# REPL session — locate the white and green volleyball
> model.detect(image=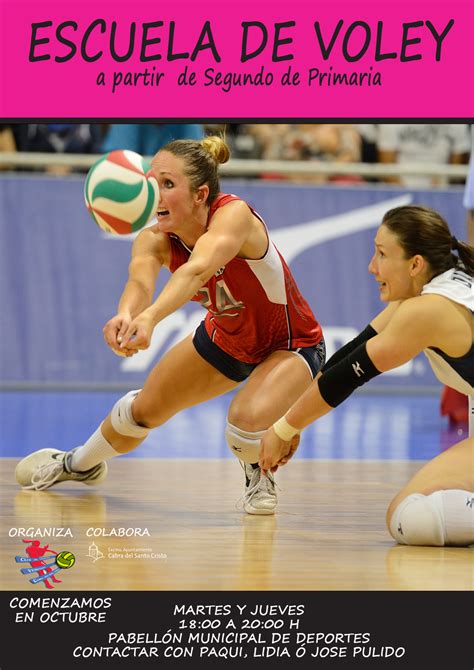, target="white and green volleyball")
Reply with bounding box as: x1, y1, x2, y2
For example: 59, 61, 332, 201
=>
84, 150, 159, 234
